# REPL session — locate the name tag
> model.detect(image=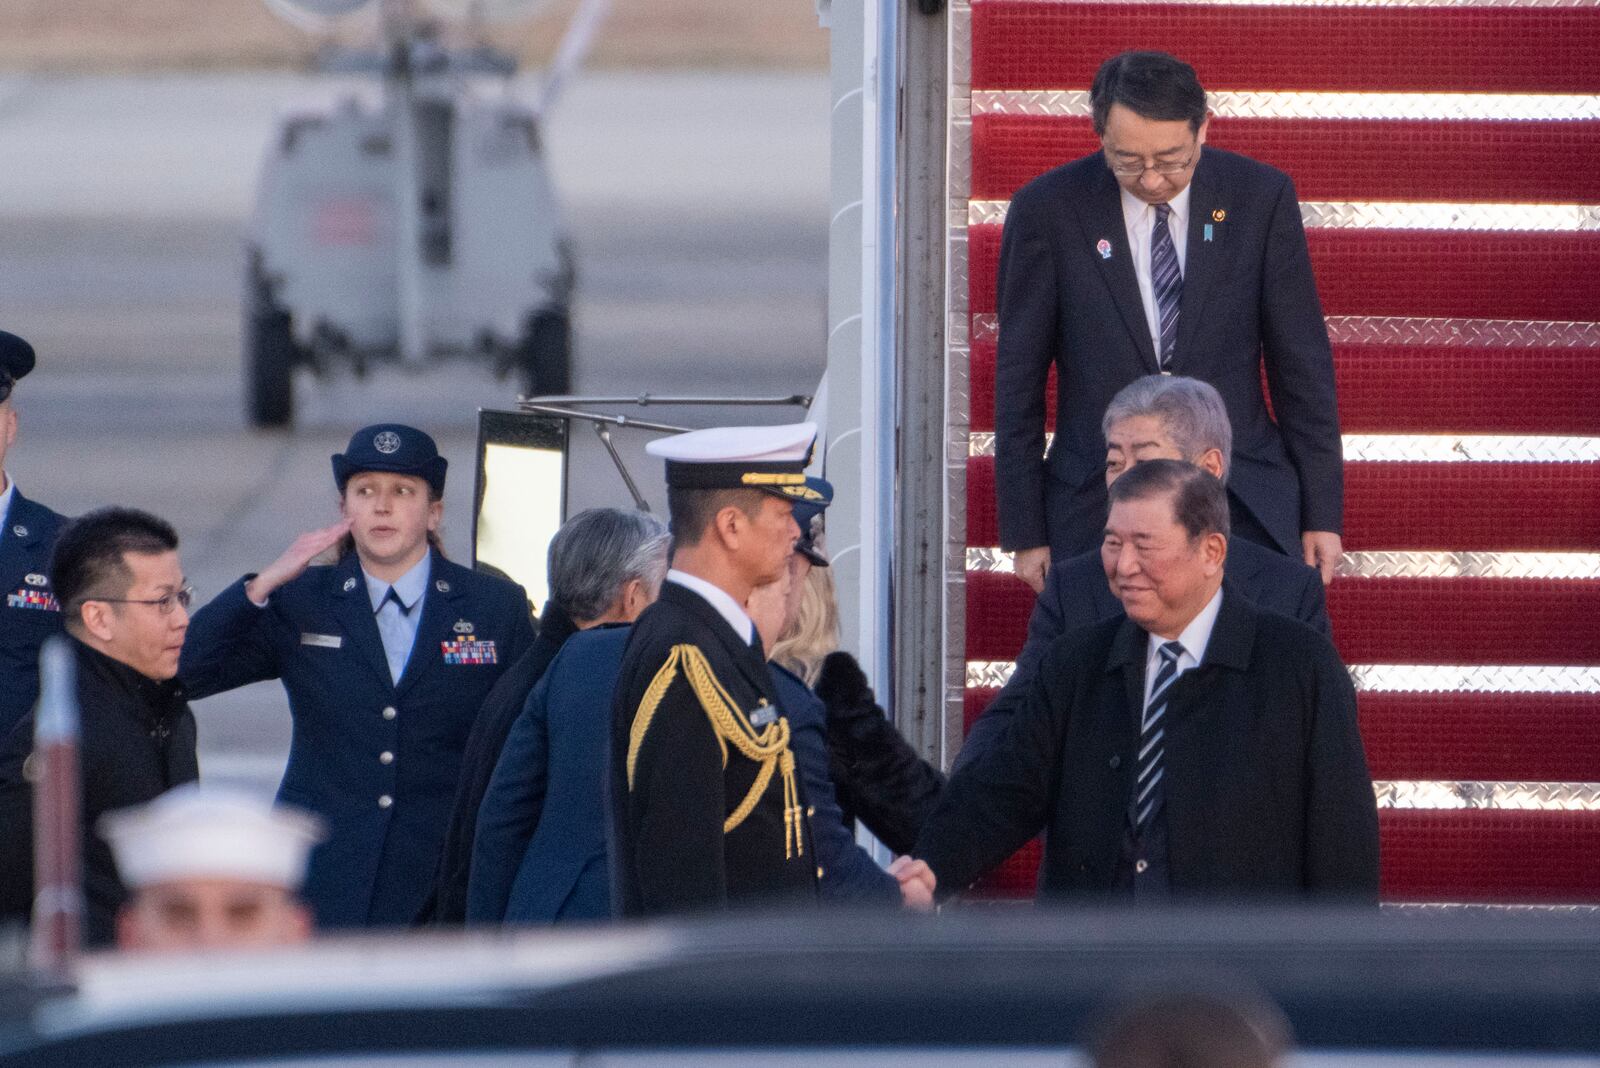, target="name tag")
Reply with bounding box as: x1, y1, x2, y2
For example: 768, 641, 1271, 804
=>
750, 705, 778, 728
441, 639, 497, 665
300, 632, 343, 649
7, 590, 59, 612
